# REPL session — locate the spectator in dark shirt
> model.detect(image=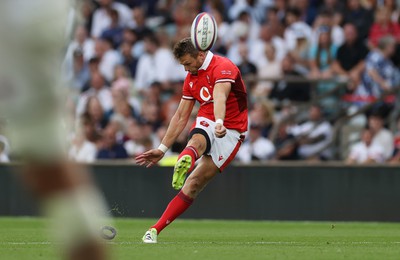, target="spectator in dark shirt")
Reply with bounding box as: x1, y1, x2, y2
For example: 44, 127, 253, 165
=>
132, 7, 153, 40
237, 42, 257, 89
318, 0, 345, 14
274, 122, 298, 160
101, 9, 124, 48
293, 0, 318, 25
270, 55, 311, 102
343, 0, 373, 40
332, 23, 369, 91
97, 123, 128, 159
120, 40, 138, 78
